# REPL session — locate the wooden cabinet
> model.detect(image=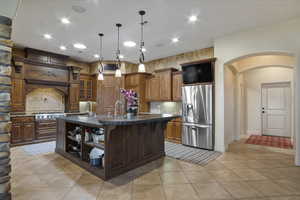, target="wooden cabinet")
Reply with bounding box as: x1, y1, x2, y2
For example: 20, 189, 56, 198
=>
67, 83, 80, 112
36, 120, 57, 140
146, 68, 178, 102
11, 78, 25, 112
125, 73, 151, 112
11, 117, 35, 145
146, 76, 160, 101
96, 75, 124, 115
165, 118, 182, 143
80, 74, 97, 101
172, 72, 182, 101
